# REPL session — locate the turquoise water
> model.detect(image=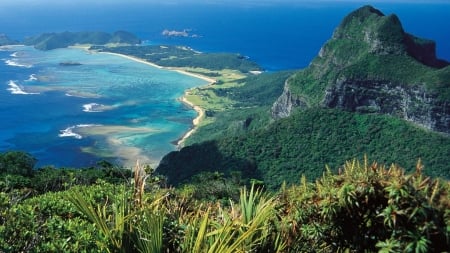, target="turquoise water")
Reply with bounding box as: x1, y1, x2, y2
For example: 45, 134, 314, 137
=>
0, 46, 208, 167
